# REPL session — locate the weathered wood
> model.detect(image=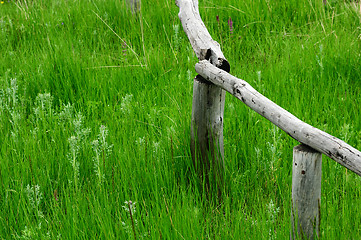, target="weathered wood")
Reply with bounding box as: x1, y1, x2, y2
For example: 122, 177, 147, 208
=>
176, 0, 229, 193
190, 75, 225, 191
291, 144, 322, 240
127, 0, 141, 13
176, 0, 230, 72
195, 60, 361, 176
